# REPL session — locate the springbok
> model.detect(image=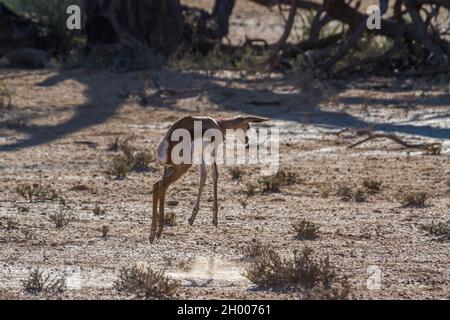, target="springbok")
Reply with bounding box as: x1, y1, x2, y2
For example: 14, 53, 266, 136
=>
149, 115, 268, 244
